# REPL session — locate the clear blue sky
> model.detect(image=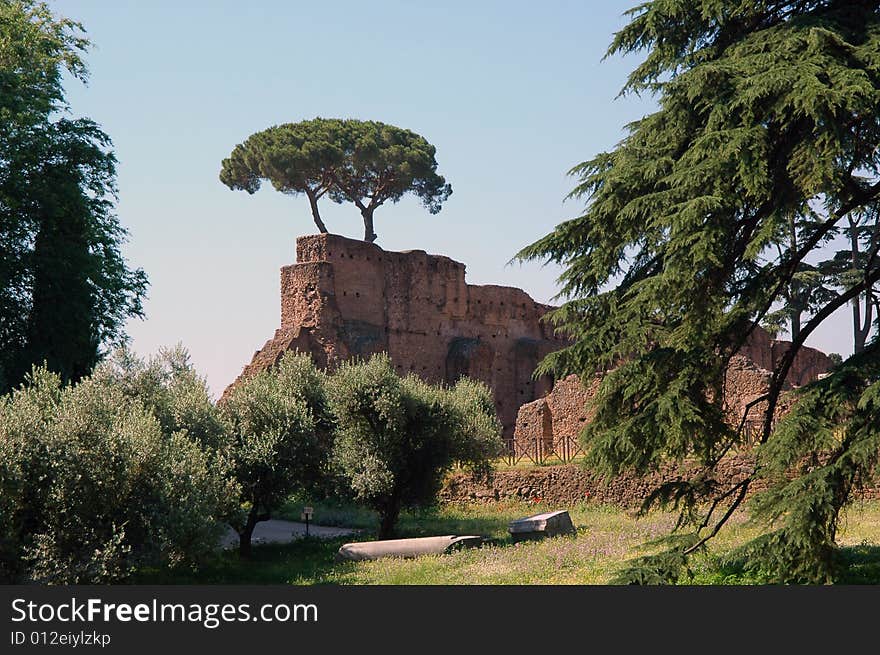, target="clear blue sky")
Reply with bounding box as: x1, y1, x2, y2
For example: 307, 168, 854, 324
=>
51, 0, 853, 397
